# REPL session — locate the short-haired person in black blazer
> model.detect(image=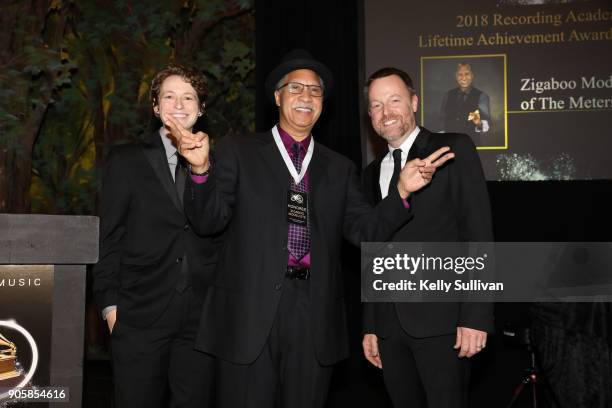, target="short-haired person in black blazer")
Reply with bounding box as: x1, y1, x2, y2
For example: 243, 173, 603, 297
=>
166, 50, 454, 408
92, 64, 219, 408
361, 67, 494, 408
